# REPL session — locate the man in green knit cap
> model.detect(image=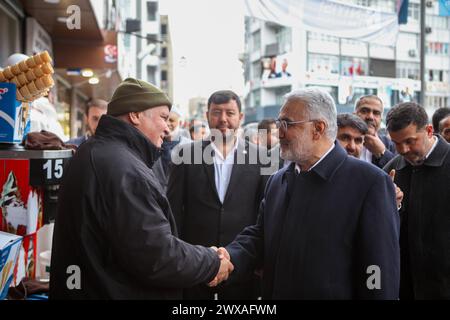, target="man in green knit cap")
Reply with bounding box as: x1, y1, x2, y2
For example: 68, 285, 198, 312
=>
50, 78, 233, 299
